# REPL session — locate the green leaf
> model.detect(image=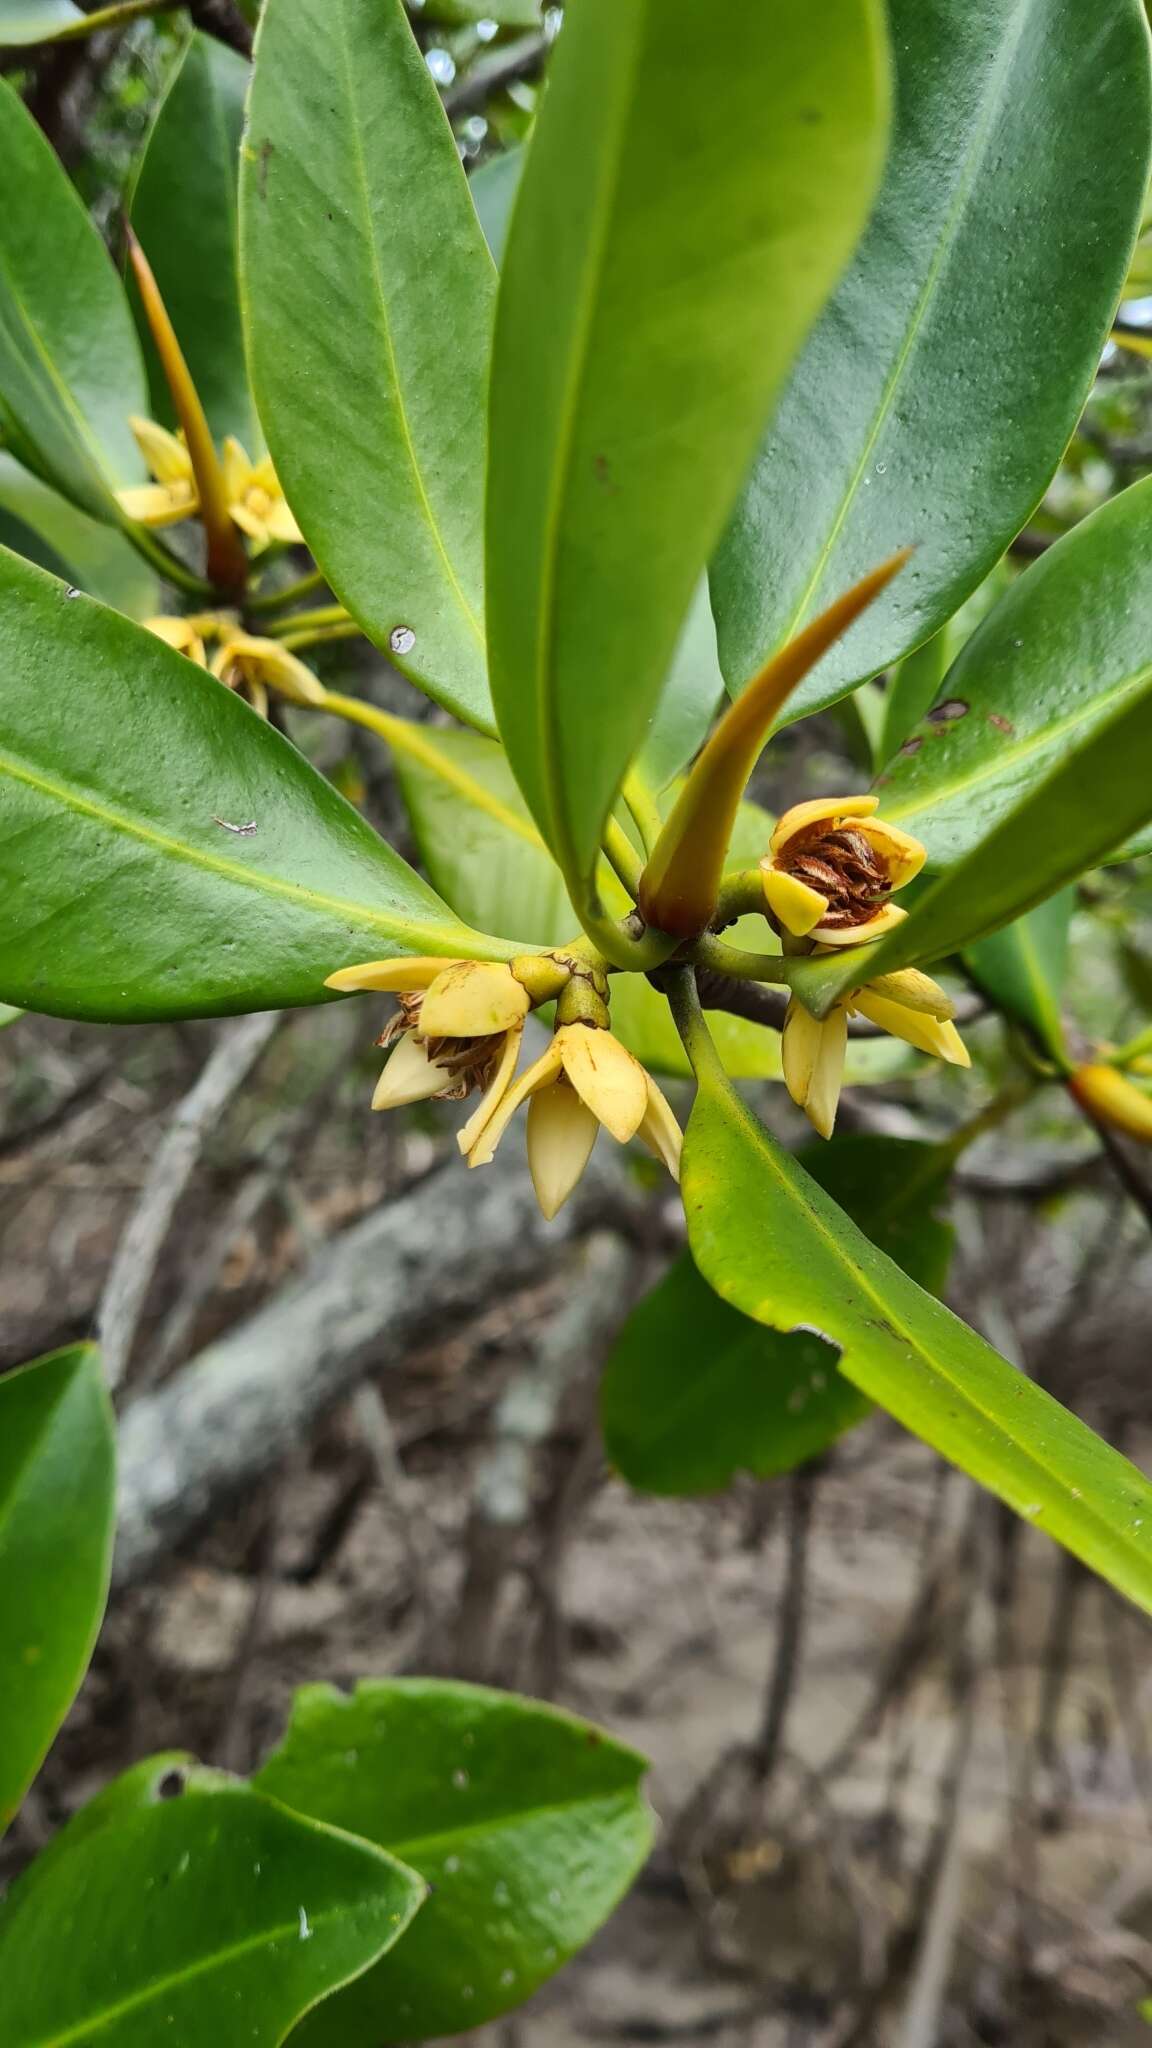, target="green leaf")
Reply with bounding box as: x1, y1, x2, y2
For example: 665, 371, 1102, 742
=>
0, 453, 158, 615
469, 146, 523, 265
486, 0, 889, 898
0, 551, 506, 1023
0, 1003, 22, 1027
711, 0, 1152, 724
873, 475, 1152, 866
0, 1767, 425, 2046
242, 0, 495, 729
0, 1345, 114, 1833
635, 579, 725, 795
964, 890, 1074, 1055
0, 79, 147, 518
0, 1, 85, 46
603, 1136, 954, 1495
255, 1679, 654, 2044
878, 558, 1012, 768
424, 0, 541, 22
129, 33, 259, 450
680, 1038, 1152, 1612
